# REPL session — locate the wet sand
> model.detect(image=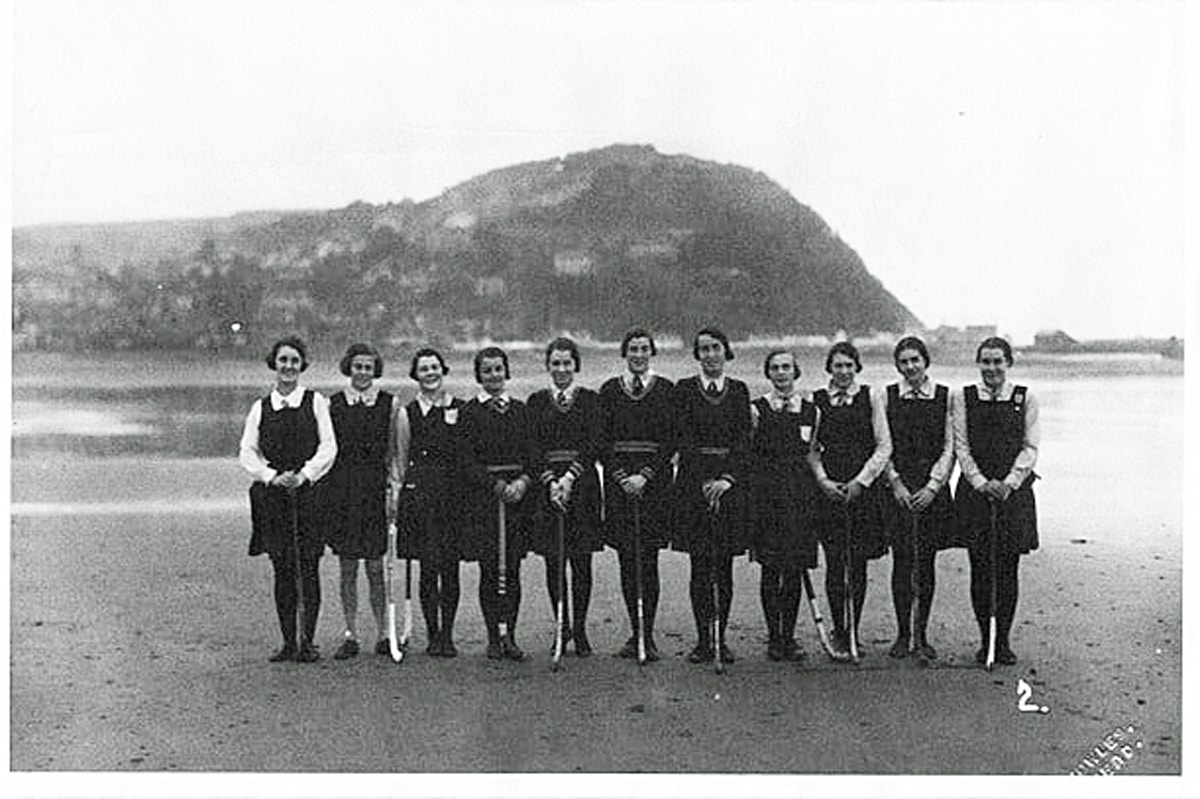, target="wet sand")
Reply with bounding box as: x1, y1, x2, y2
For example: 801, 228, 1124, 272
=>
8, 456, 1182, 787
